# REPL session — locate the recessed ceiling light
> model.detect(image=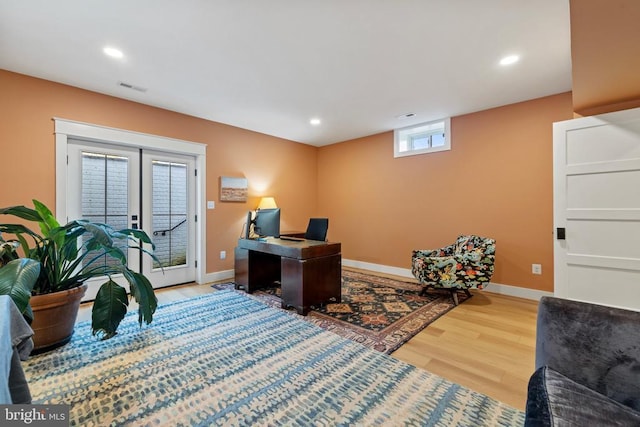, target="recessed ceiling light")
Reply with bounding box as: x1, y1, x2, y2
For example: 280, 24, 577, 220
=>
499, 55, 520, 66
310, 118, 321, 126
103, 46, 124, 59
